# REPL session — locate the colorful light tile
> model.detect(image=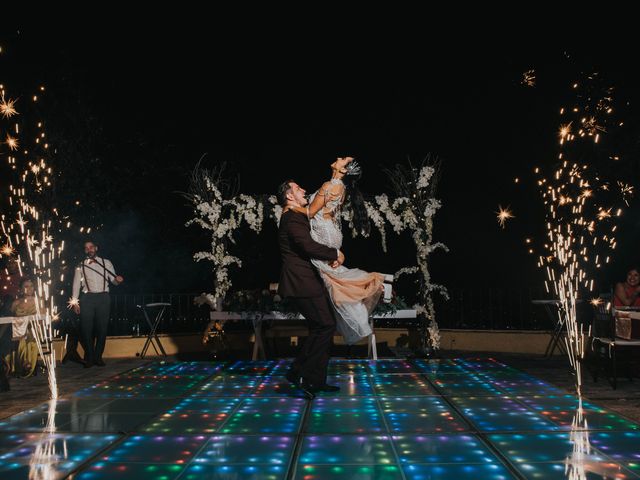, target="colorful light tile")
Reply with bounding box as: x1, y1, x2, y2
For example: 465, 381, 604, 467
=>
308, 397, 383, 433
253, 376, 306, 397
517, 461, 638, 480
373, 374, 439, 396
142, 412, 229, 434
237, 397, 306, 415
169, 396, 241, 414
367, 360, 417, 374
411, 359, 469, 375
308, 399, 383, 434
99, 434, 208, 463
519, 396, 640, 431
226, 360, 277, 375
590, 431, 640, 461
402, 463, 516, 480
220, 412, 301, 434
193, 375, 260, 397
489, 432, 590, 463
387, 412, 471, 434
430, 374, 503, 396
74, 462, 186, 480
182, 464, 286, 480
321, 374, 375, 397
489, 432, 640, 479
299, 435, 396, 464
307, 412, 385, 434
295, 464, 403, 479
0, 433, 37, 454
450, 396, 559, 432
393, 434, 500, 464
191, 435, 294, 465
0, 434, 119, 480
